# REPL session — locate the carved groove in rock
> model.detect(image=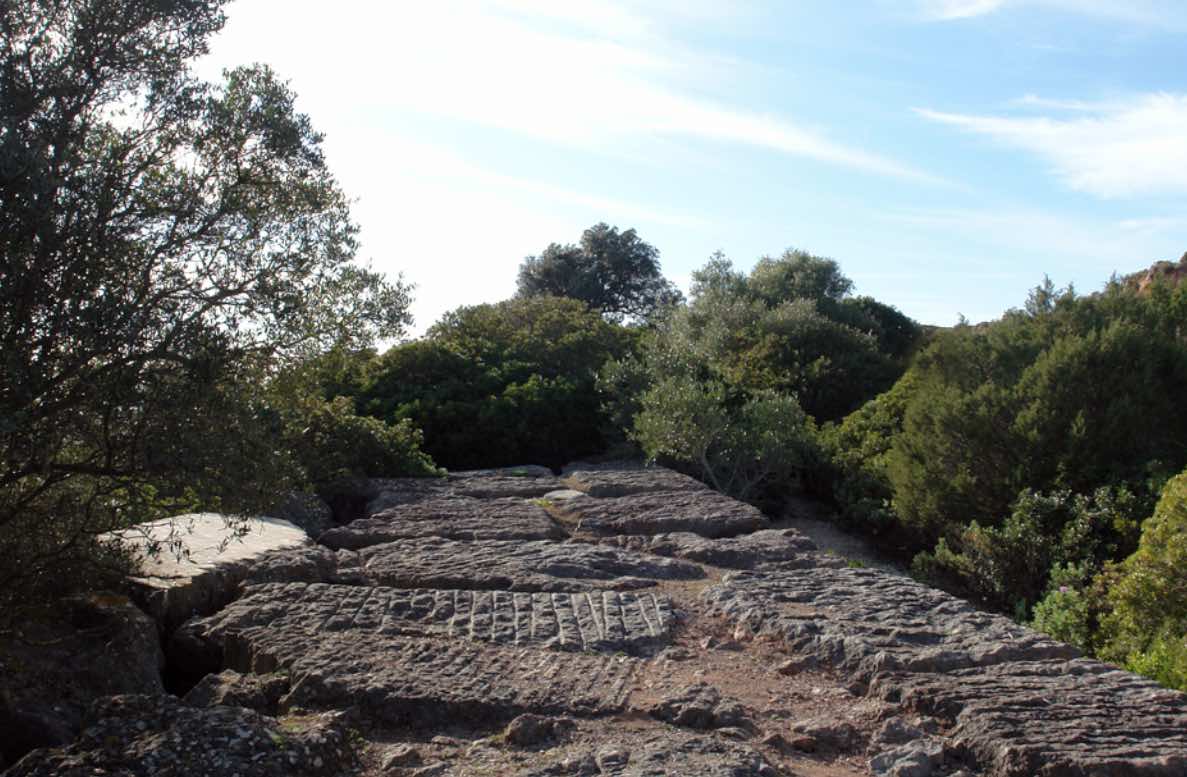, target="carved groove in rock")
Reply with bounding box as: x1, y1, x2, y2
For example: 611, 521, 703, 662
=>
183, 582, 674, 654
